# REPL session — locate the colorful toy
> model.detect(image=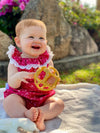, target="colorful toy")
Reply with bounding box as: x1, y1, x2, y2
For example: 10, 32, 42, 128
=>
34, 66, 60, 91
